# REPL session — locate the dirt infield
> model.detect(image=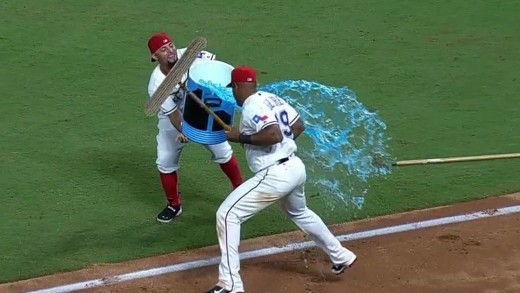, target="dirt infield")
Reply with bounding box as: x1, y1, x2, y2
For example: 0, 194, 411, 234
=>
4, 193, 520, 293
